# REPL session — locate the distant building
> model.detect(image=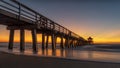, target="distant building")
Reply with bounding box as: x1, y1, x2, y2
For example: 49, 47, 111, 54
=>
87, 37, 93, 45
